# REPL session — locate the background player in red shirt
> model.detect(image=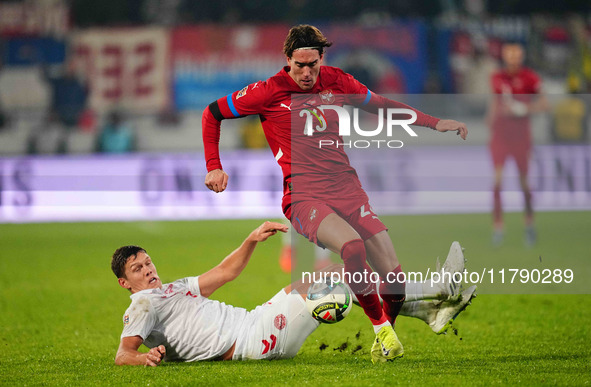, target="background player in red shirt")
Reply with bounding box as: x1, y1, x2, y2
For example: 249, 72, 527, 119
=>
487, 42, 548, 247
202, 25, 468, 363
